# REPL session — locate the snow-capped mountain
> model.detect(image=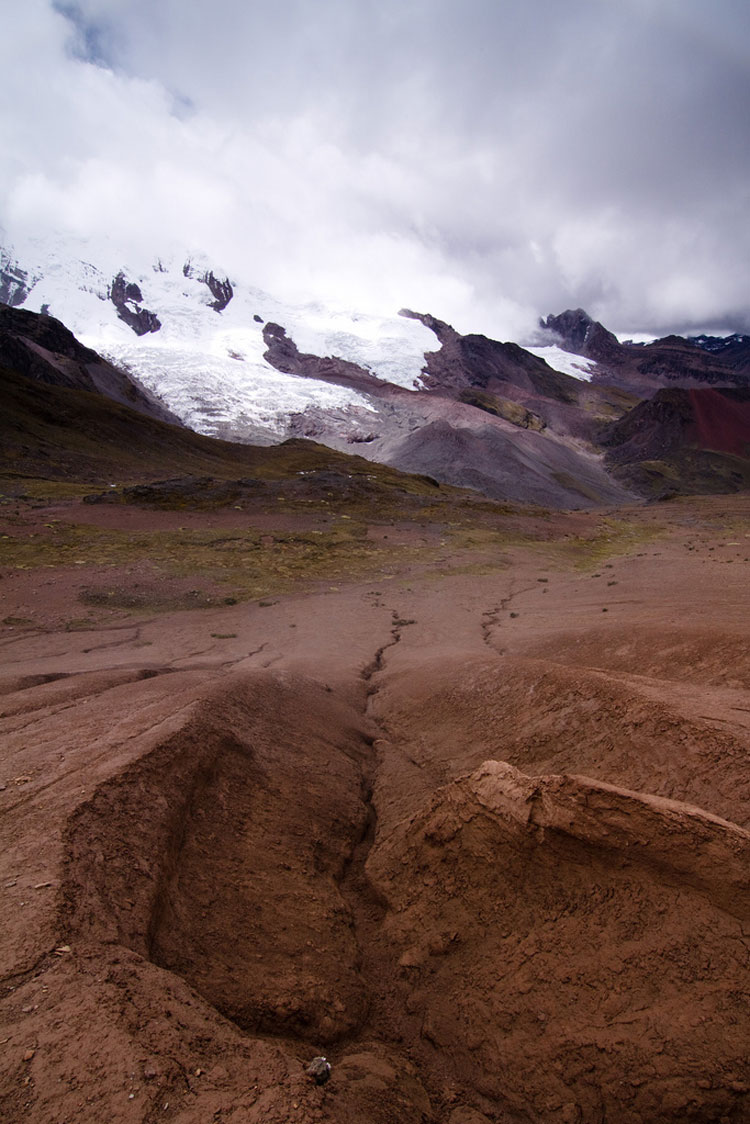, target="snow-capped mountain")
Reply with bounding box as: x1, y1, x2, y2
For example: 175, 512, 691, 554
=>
1, 233, 443, 443
3, 231, 749, 507
0, 231, 610, 443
